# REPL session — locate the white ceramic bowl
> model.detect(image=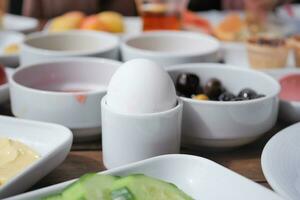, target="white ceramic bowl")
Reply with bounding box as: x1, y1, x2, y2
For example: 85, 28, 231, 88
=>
121, 31, 220, 67
168, 63, 280, 148
10, 58, 121, 140
265, 69, 300, 124
0, 31, 25, 67
262, 122, 300, 200
20, 31, 120, 66
0, 115, 72, 199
